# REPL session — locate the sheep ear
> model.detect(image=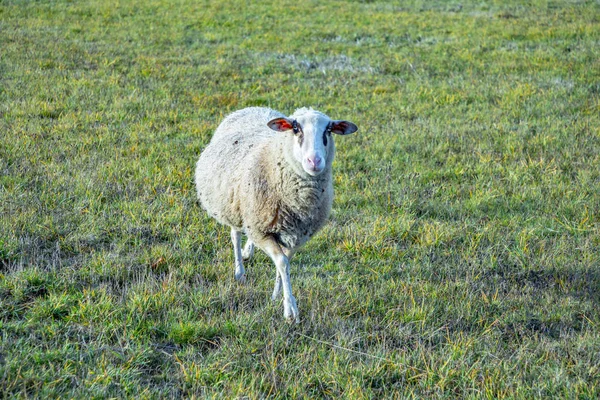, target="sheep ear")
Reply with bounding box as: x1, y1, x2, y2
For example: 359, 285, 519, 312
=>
331, 120, 358, 135
267, 117, 294, 132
